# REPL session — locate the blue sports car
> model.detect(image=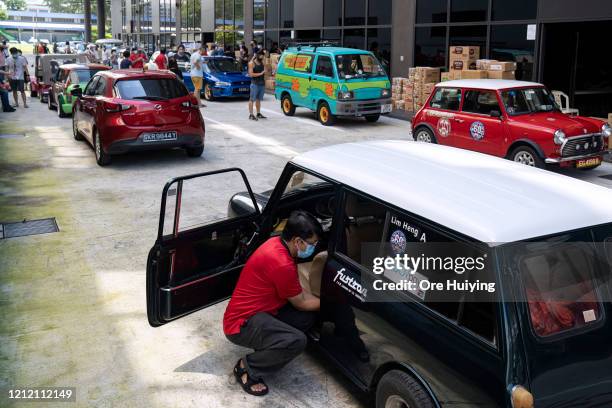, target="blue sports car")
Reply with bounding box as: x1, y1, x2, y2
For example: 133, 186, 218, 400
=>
182, 56, 251, 101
